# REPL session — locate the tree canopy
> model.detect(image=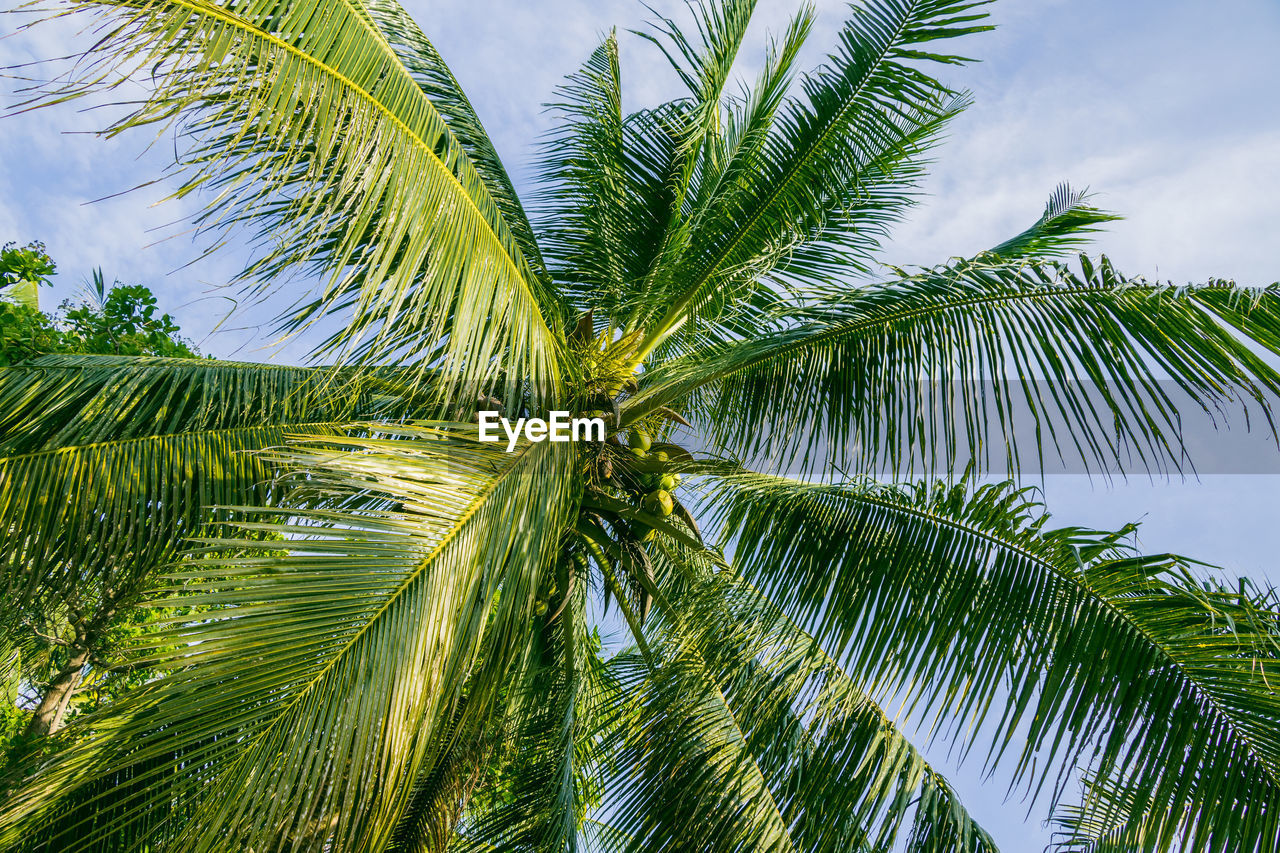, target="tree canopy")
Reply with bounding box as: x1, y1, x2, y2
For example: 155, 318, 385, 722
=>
1, 1, 1279, 851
